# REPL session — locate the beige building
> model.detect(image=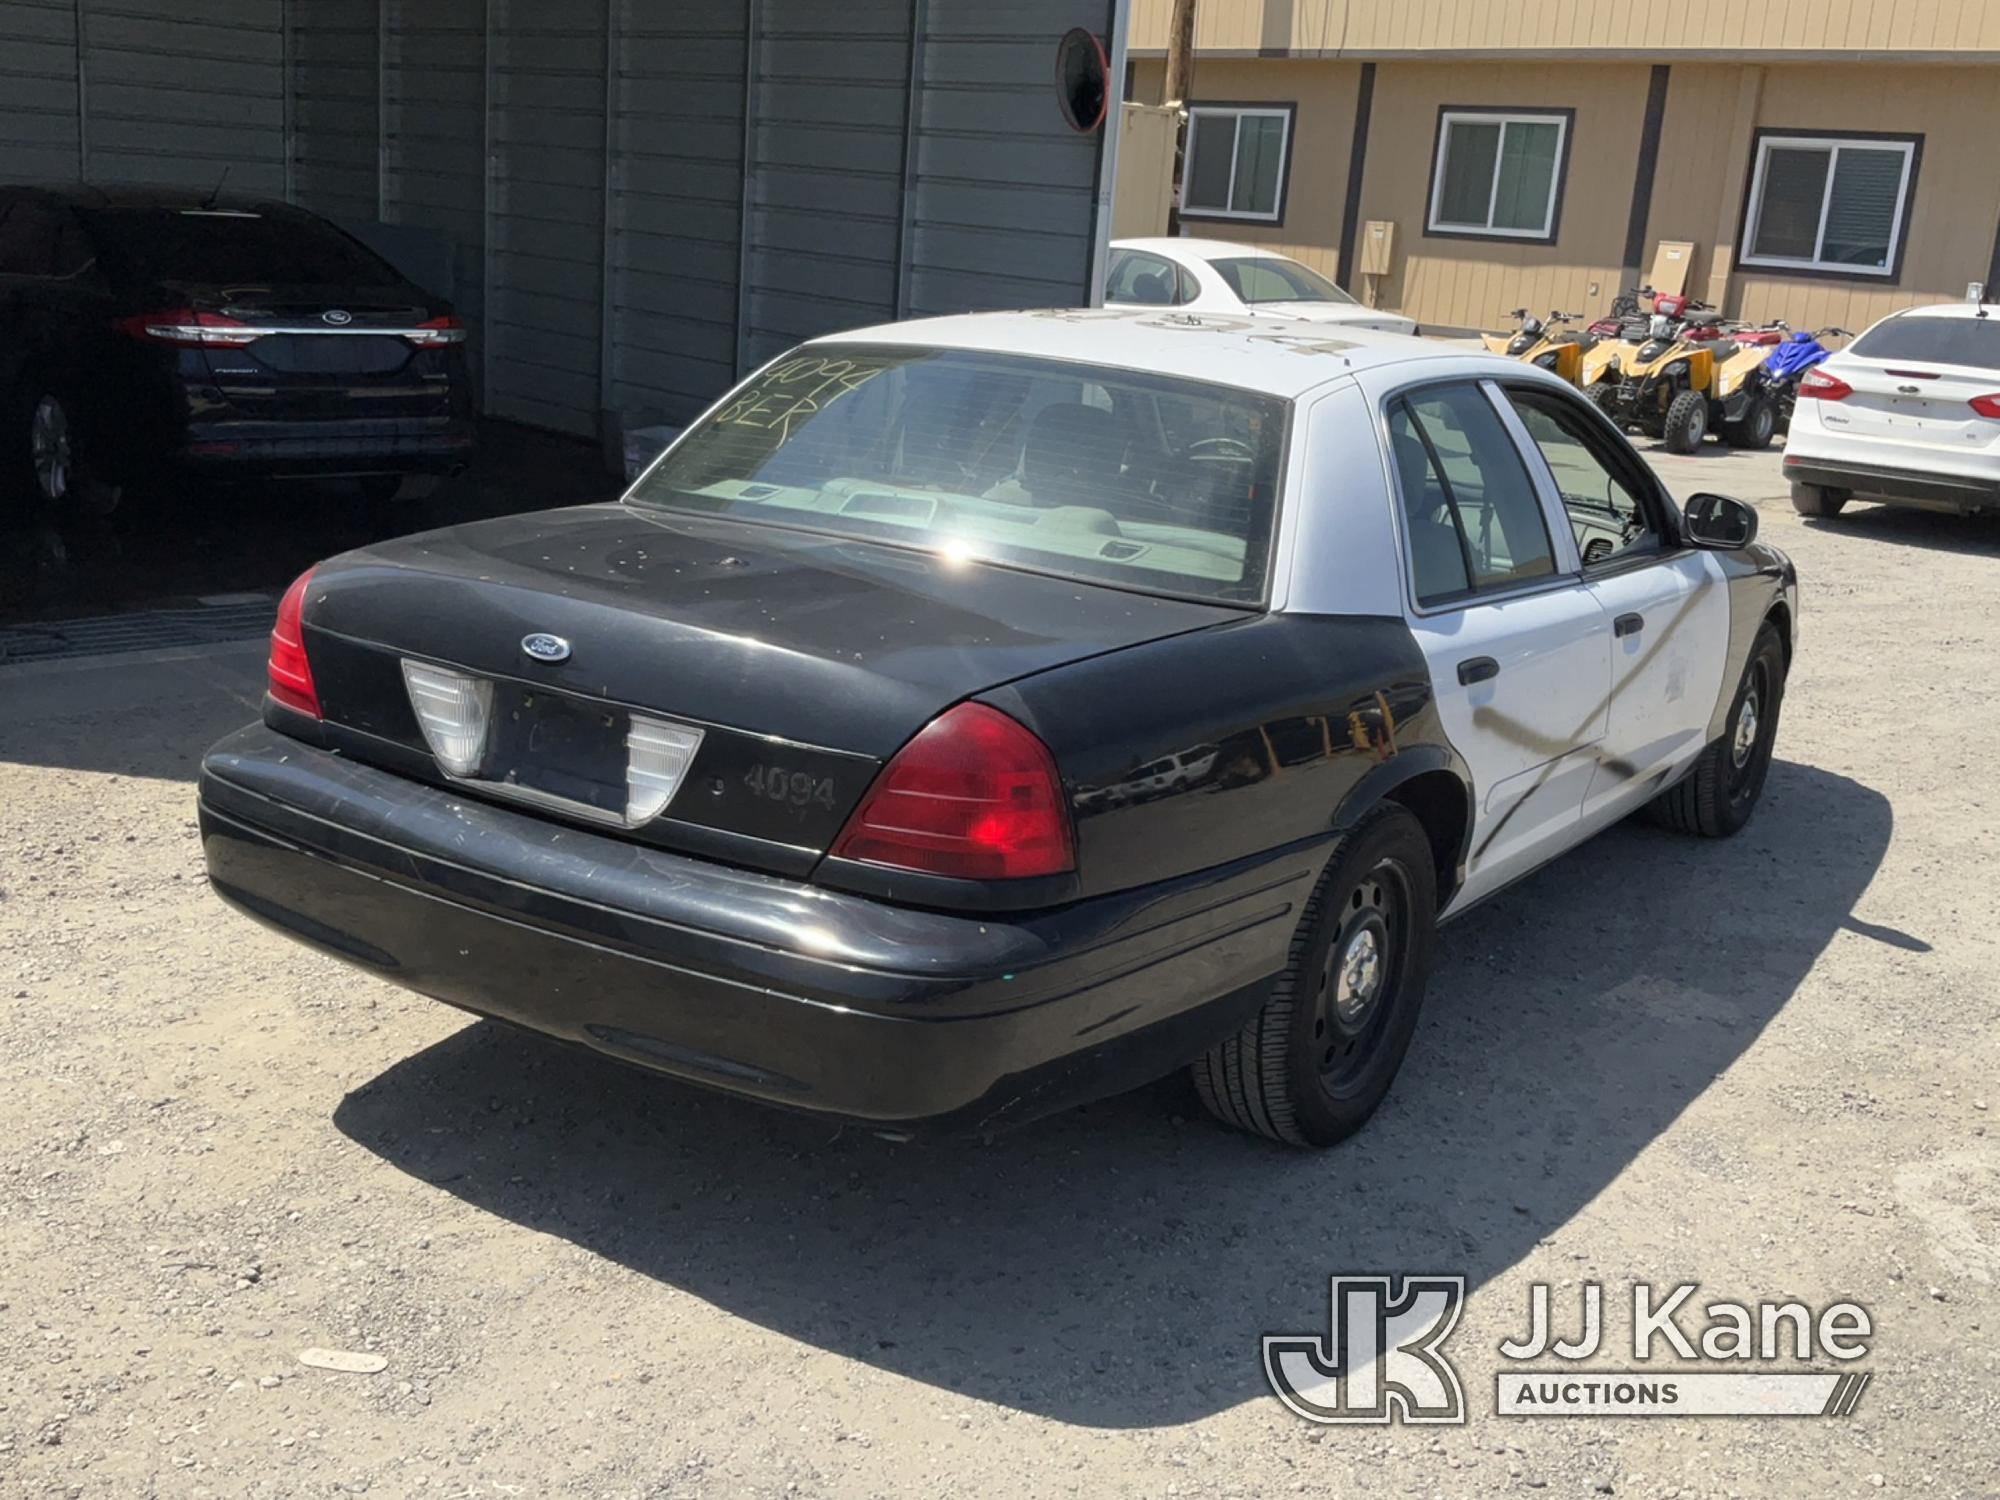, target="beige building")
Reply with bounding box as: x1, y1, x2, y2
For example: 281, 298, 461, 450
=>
1125, 0, 2000, 334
